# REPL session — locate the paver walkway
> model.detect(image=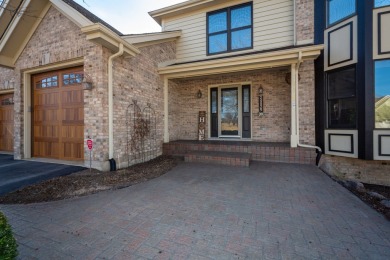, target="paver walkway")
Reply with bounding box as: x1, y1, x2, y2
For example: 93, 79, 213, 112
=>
1, 162, 390, 259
